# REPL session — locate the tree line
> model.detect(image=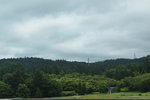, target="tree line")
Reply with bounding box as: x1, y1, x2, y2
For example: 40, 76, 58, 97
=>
0, 55, 149, 98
